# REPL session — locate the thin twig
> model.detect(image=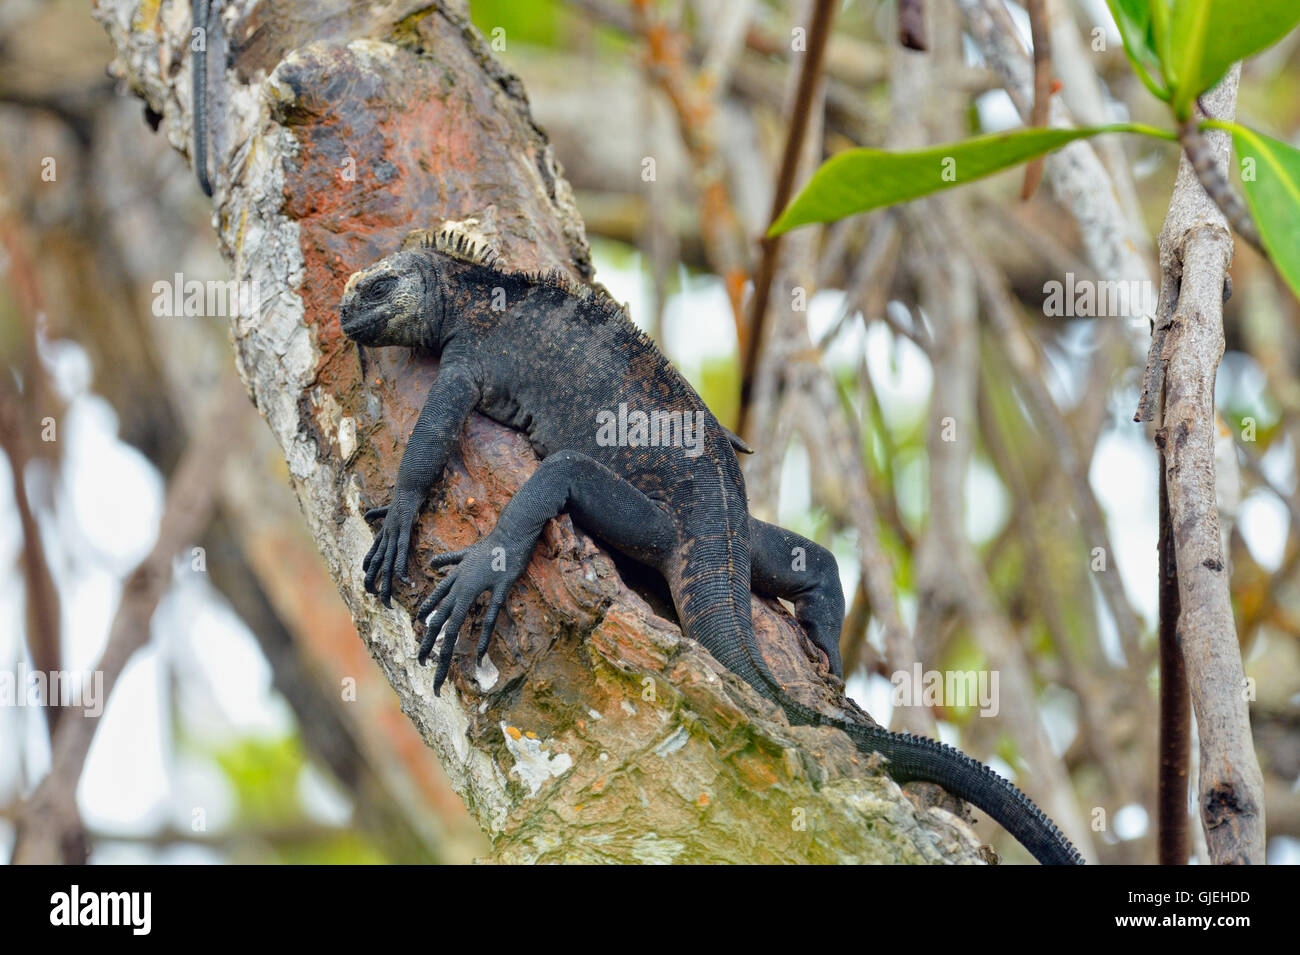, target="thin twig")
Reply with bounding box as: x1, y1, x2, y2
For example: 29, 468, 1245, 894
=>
0, 175, 63, 739
956, 0, 1153, 363
736, 0, 836, 439
1177, 117, 1266, 258
1019, 0, 1052, 200
0, 385, 61, 738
